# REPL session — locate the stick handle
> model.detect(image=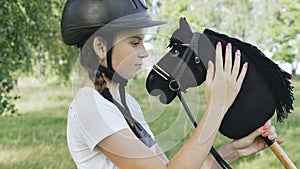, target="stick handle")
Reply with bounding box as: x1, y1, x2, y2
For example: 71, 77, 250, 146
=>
269, 142, 297, 169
